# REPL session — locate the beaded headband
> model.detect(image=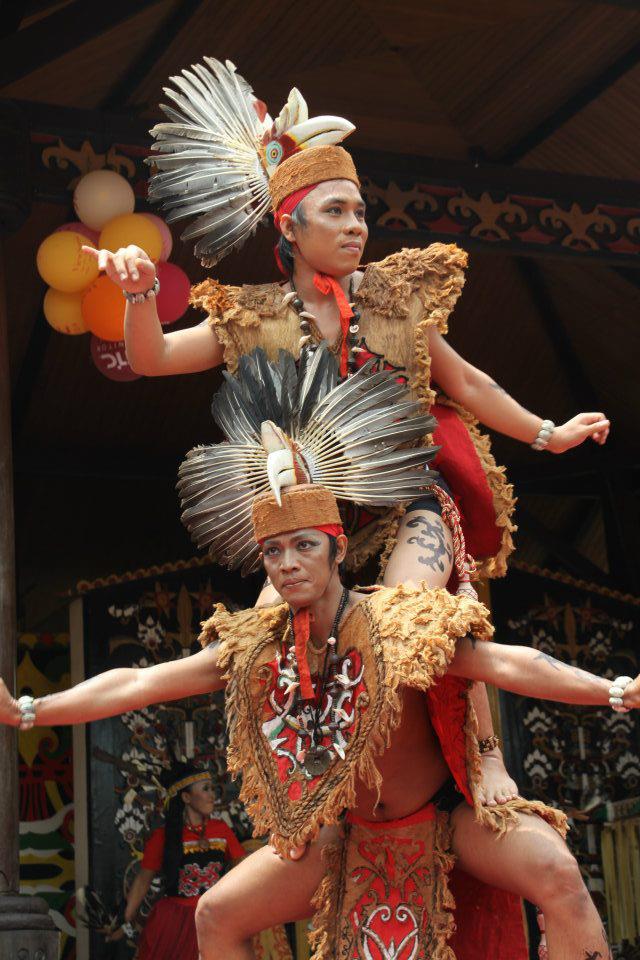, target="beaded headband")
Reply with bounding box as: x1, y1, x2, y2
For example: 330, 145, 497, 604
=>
166, 771, 210, 803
